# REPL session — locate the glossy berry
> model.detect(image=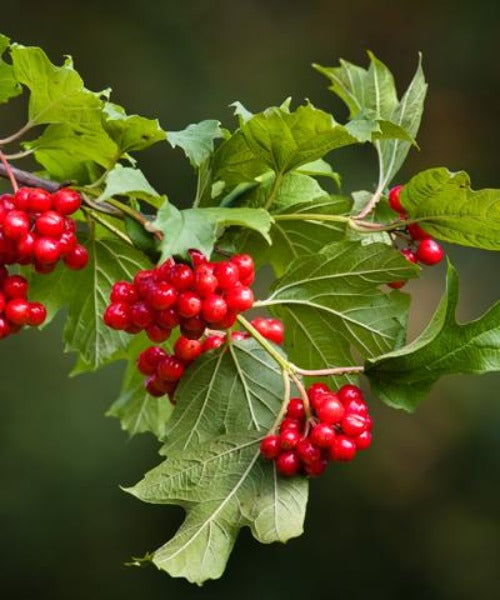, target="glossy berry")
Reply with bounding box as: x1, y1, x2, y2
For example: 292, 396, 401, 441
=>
146, 324, 171, 343
3, 210, 30, 239
416, 238, 444, 265
34, 237, 61, 264
276, 451, 301, 477
137, 347, 167, 375
279, 417, 303, 433
27, 188, 52, 212
330, 436, 357, 462
5, 298, 30, 325
296, 438, 321, 466
316, 394, 345, 424
63, 244, 88, 270
194, 265, 218, 297
110, 281, 138, 305
307, 383, 330, 410
310, 423, 336, 448
3, 275, 28, 298
145, 374, 170, 397
260, 435, 281, 459
27, 302, 47, 326
341, 414, 368, 437
157, 308, 180, 329
169, 264, 194, 290
213, 261, 240, 289
407, 222, 430, 241
174, 336, 202, 362
338, 384, 364, 405
354, 430, 372, 450
225, 286, 254, 312
231, 254, 255, 286
305, 458, 328, 477
201, 334, 225, 353
286, 398, 305, 420
148, 282, 177, 310
251, 317, 284, 345
52, 188, 81, 215
201, 294, 228, 323
35, 211, 65, 237
279, 429, 301, 450
130, 302, 155, 328
103, 303, 131, 330
388, 184, 404, 213
157, 356, 185, 382
180, 316, 206, 339
177, 292, 202, 318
